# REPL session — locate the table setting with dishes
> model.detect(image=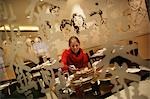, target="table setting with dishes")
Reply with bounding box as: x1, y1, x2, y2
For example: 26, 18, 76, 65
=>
61, 59, 150, 97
